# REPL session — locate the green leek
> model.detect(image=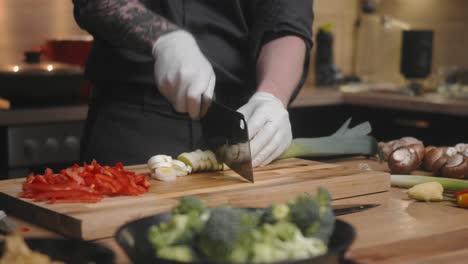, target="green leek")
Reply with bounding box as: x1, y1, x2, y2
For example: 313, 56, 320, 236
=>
278, 118, 378, 160
391, 174, 468, 191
